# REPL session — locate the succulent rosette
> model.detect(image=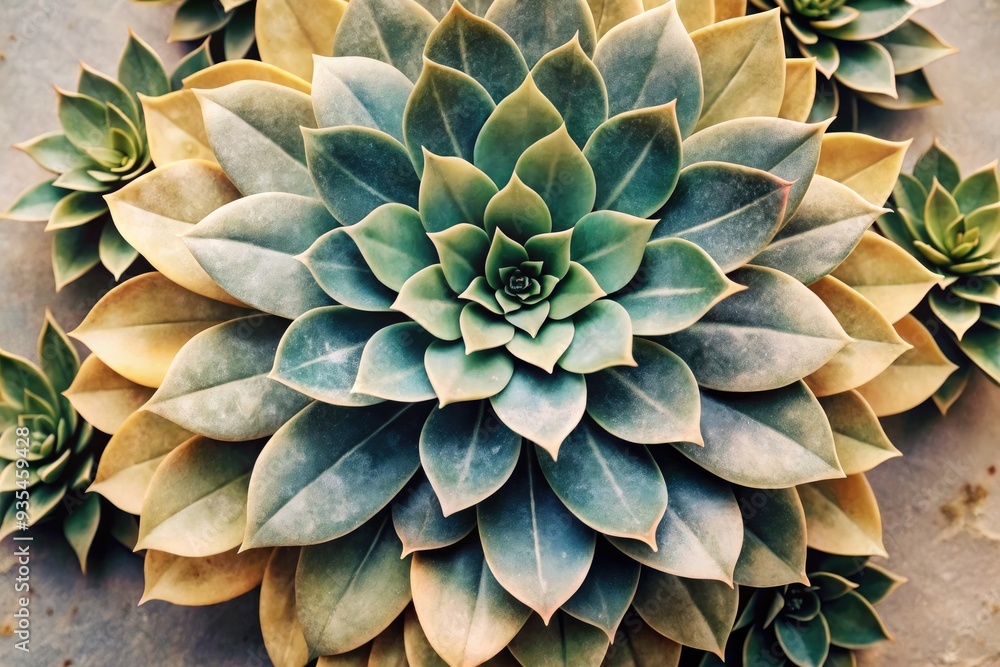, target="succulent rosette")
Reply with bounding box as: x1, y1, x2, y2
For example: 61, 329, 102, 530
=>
3, 33, 212, 288
132, 0, 257, 60
686, 552, 903, 666
879, 142, 1000, 412
0, 313, 141, 571
747, 0, 955, 120
78, 0, 937, 663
